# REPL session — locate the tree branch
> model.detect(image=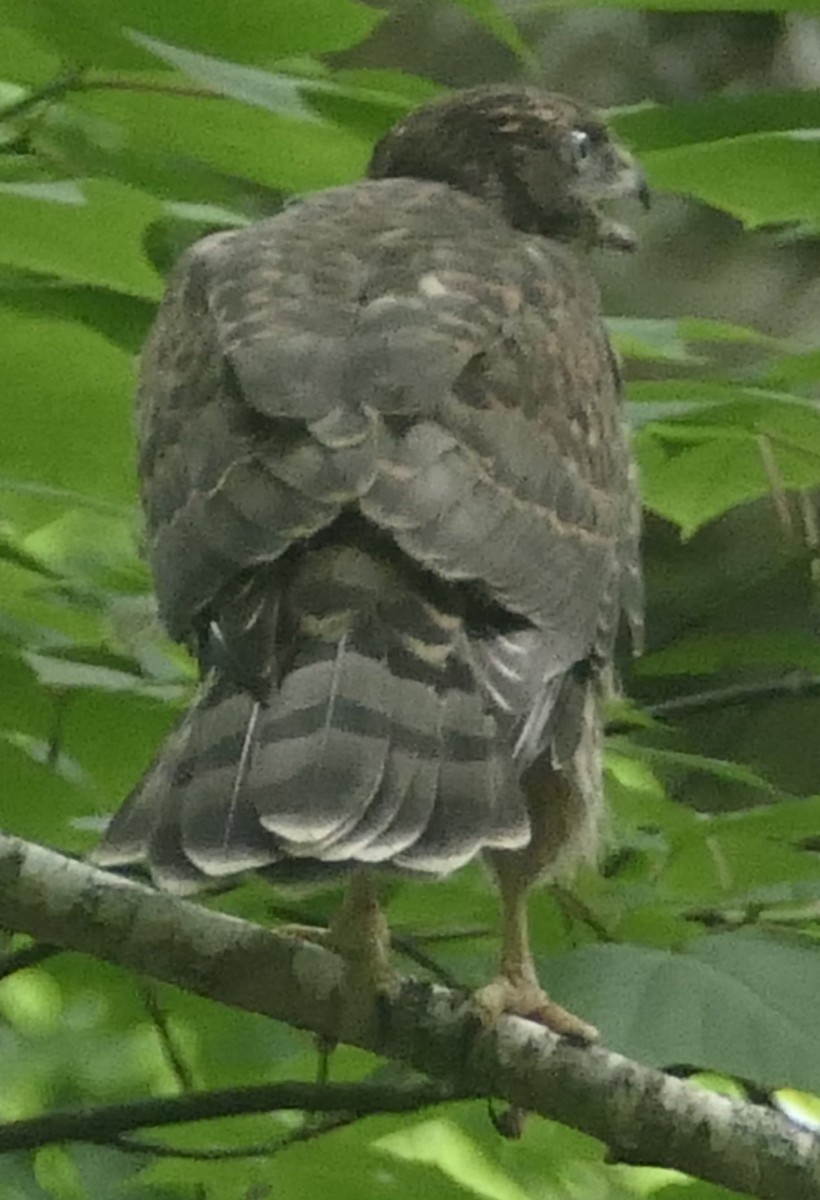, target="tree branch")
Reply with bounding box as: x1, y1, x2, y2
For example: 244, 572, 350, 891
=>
1, 834, 819, 1199
0, 1077, 467, 1154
